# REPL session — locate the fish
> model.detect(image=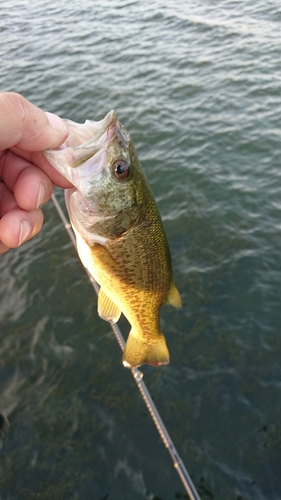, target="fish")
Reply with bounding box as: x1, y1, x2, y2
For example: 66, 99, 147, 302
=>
44, 110, 181, 368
